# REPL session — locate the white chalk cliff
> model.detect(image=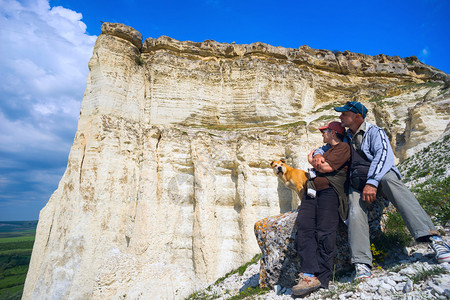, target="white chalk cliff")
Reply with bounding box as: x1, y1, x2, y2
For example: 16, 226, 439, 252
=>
23, 23, 450, 299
